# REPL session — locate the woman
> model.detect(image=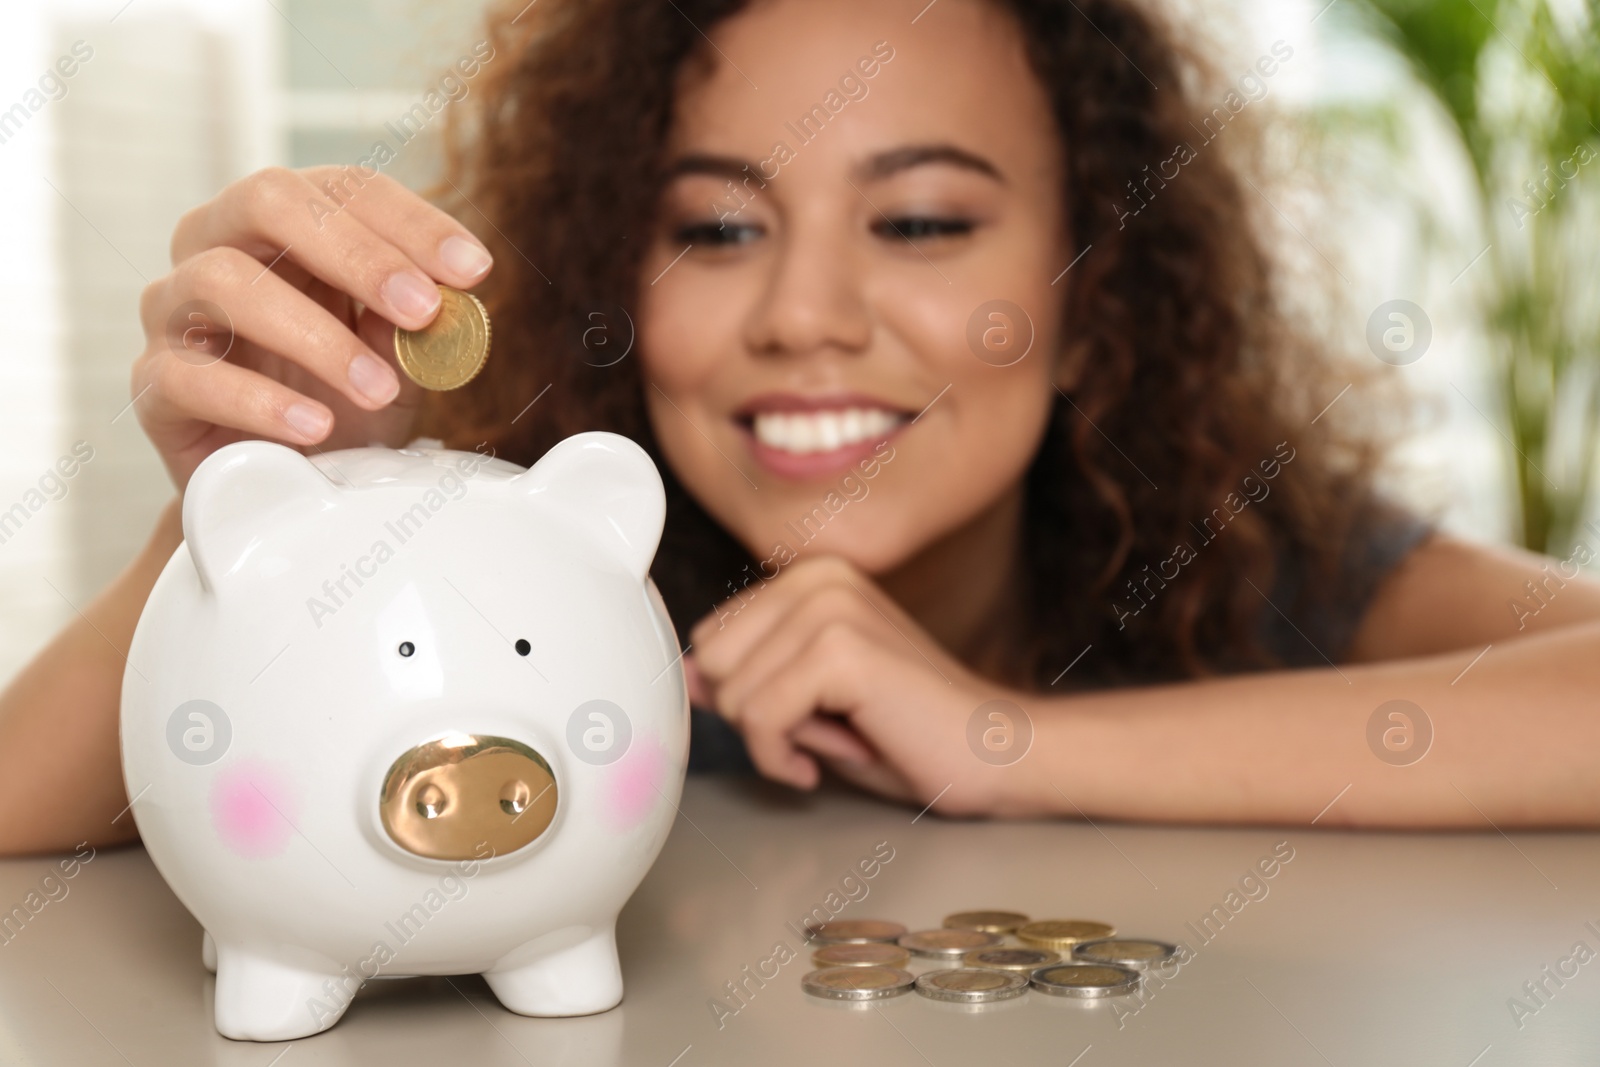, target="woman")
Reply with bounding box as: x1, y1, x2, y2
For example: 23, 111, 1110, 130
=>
3, 0, 1599, 855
